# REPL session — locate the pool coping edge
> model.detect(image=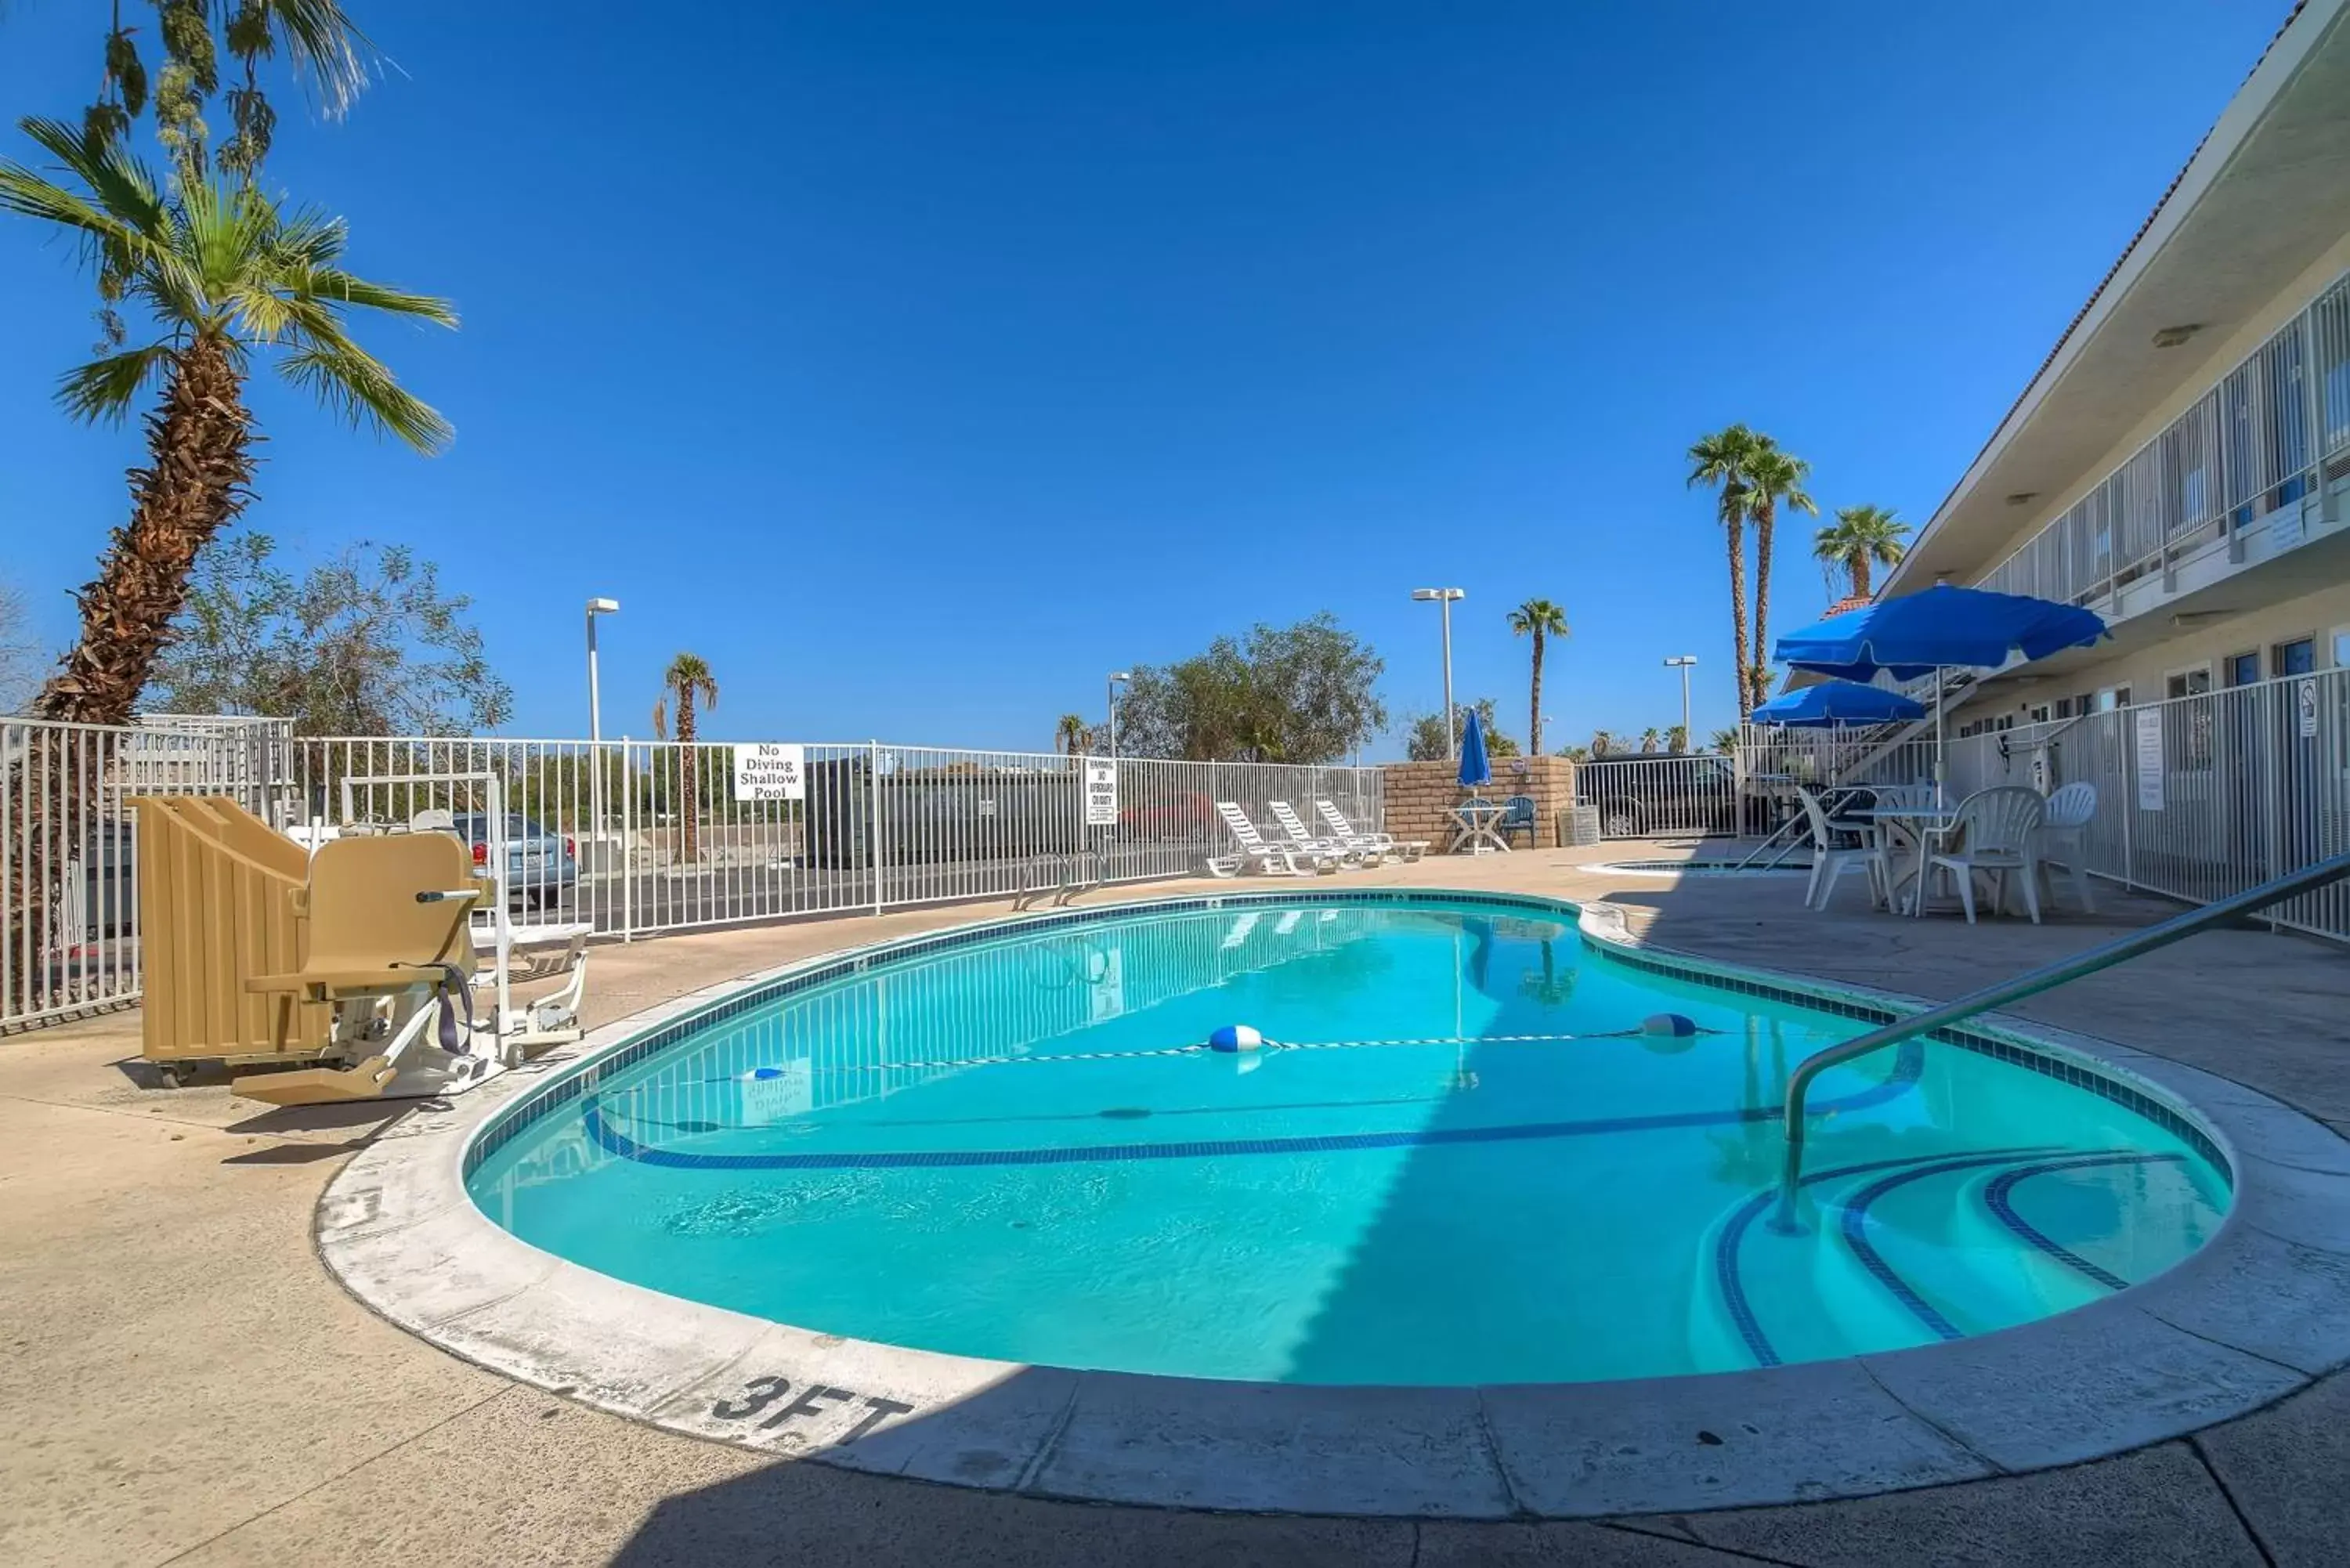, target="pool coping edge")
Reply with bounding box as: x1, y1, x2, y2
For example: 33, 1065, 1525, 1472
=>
314, 885, 2350, 1519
